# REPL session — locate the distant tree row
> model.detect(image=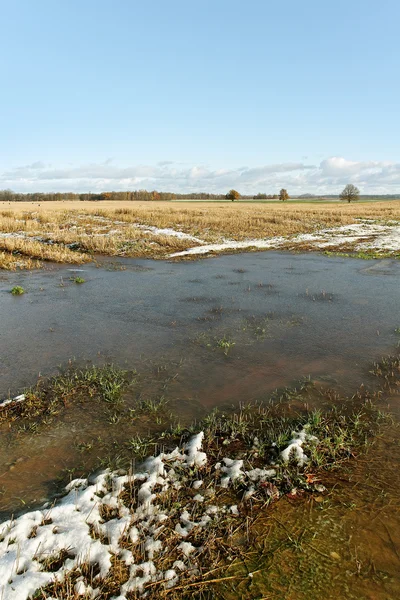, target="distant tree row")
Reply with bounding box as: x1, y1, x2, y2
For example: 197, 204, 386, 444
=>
0, 189, 238, 202
0, 184, 361, 203
0, 189, 179, 202
253, 193, 279, 199
227, 189, 289, 201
